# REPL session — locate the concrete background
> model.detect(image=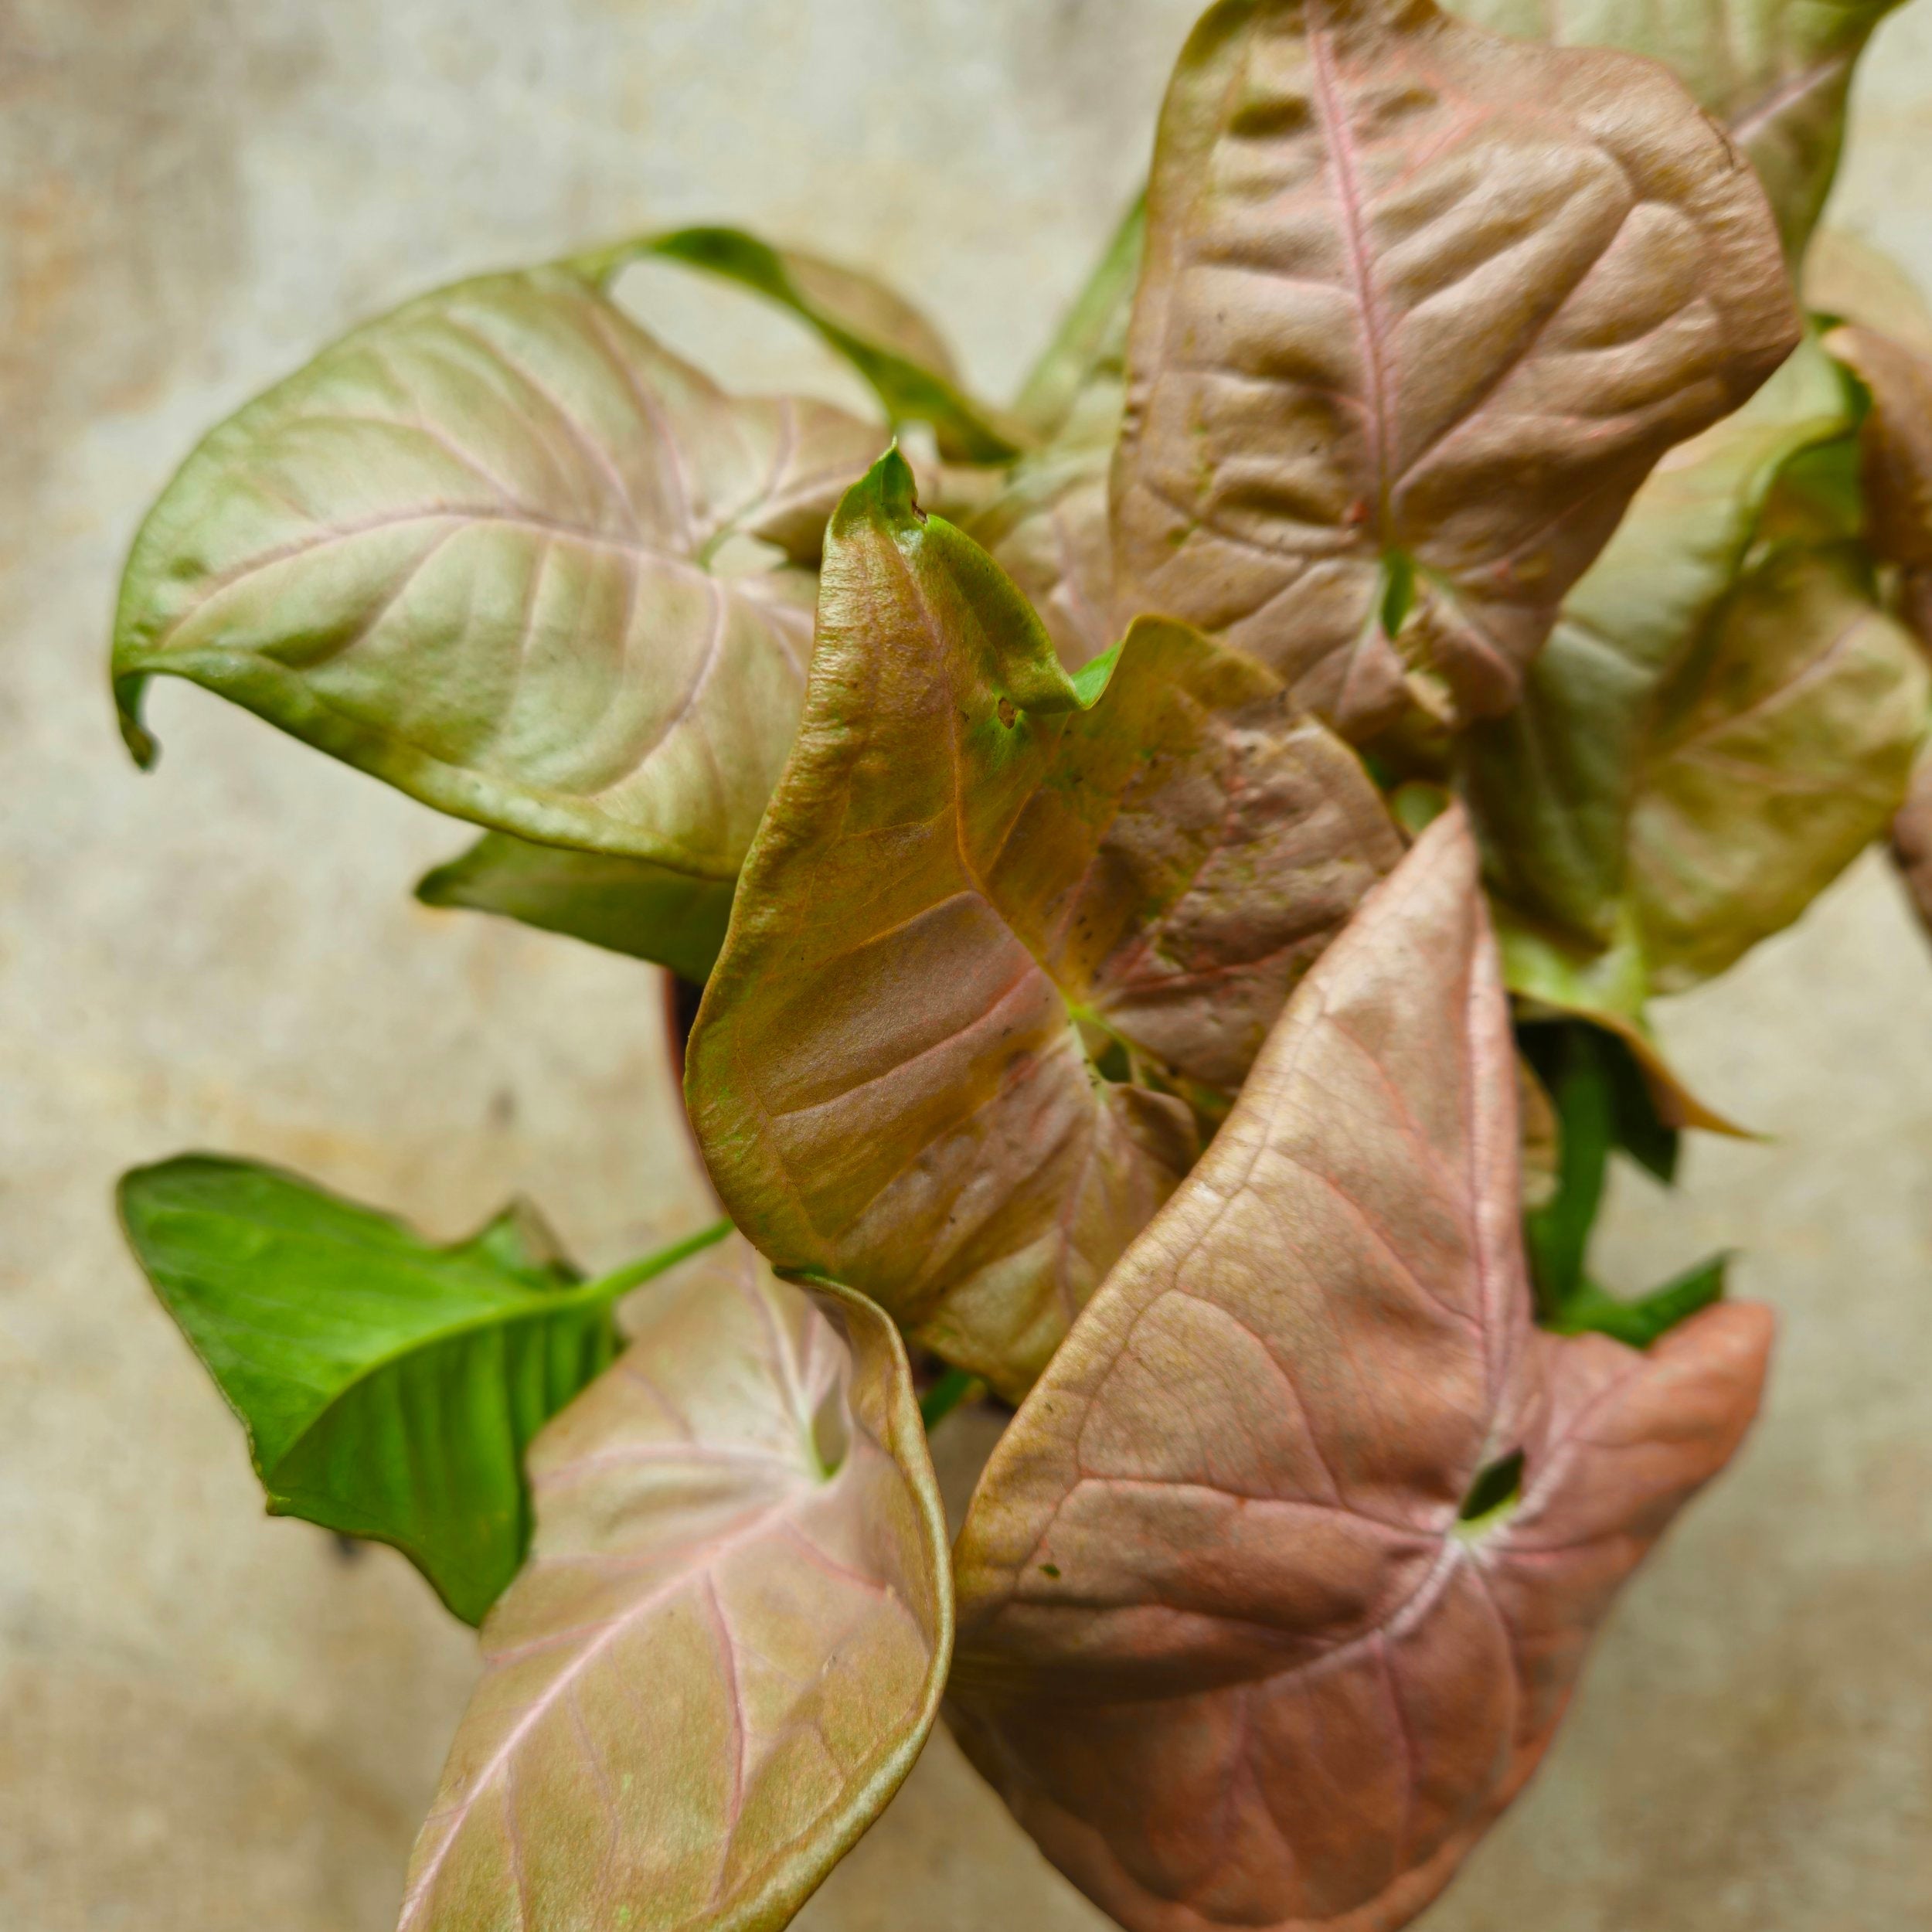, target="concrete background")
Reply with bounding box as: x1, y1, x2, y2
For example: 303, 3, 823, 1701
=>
3, 2, 1930, 1926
